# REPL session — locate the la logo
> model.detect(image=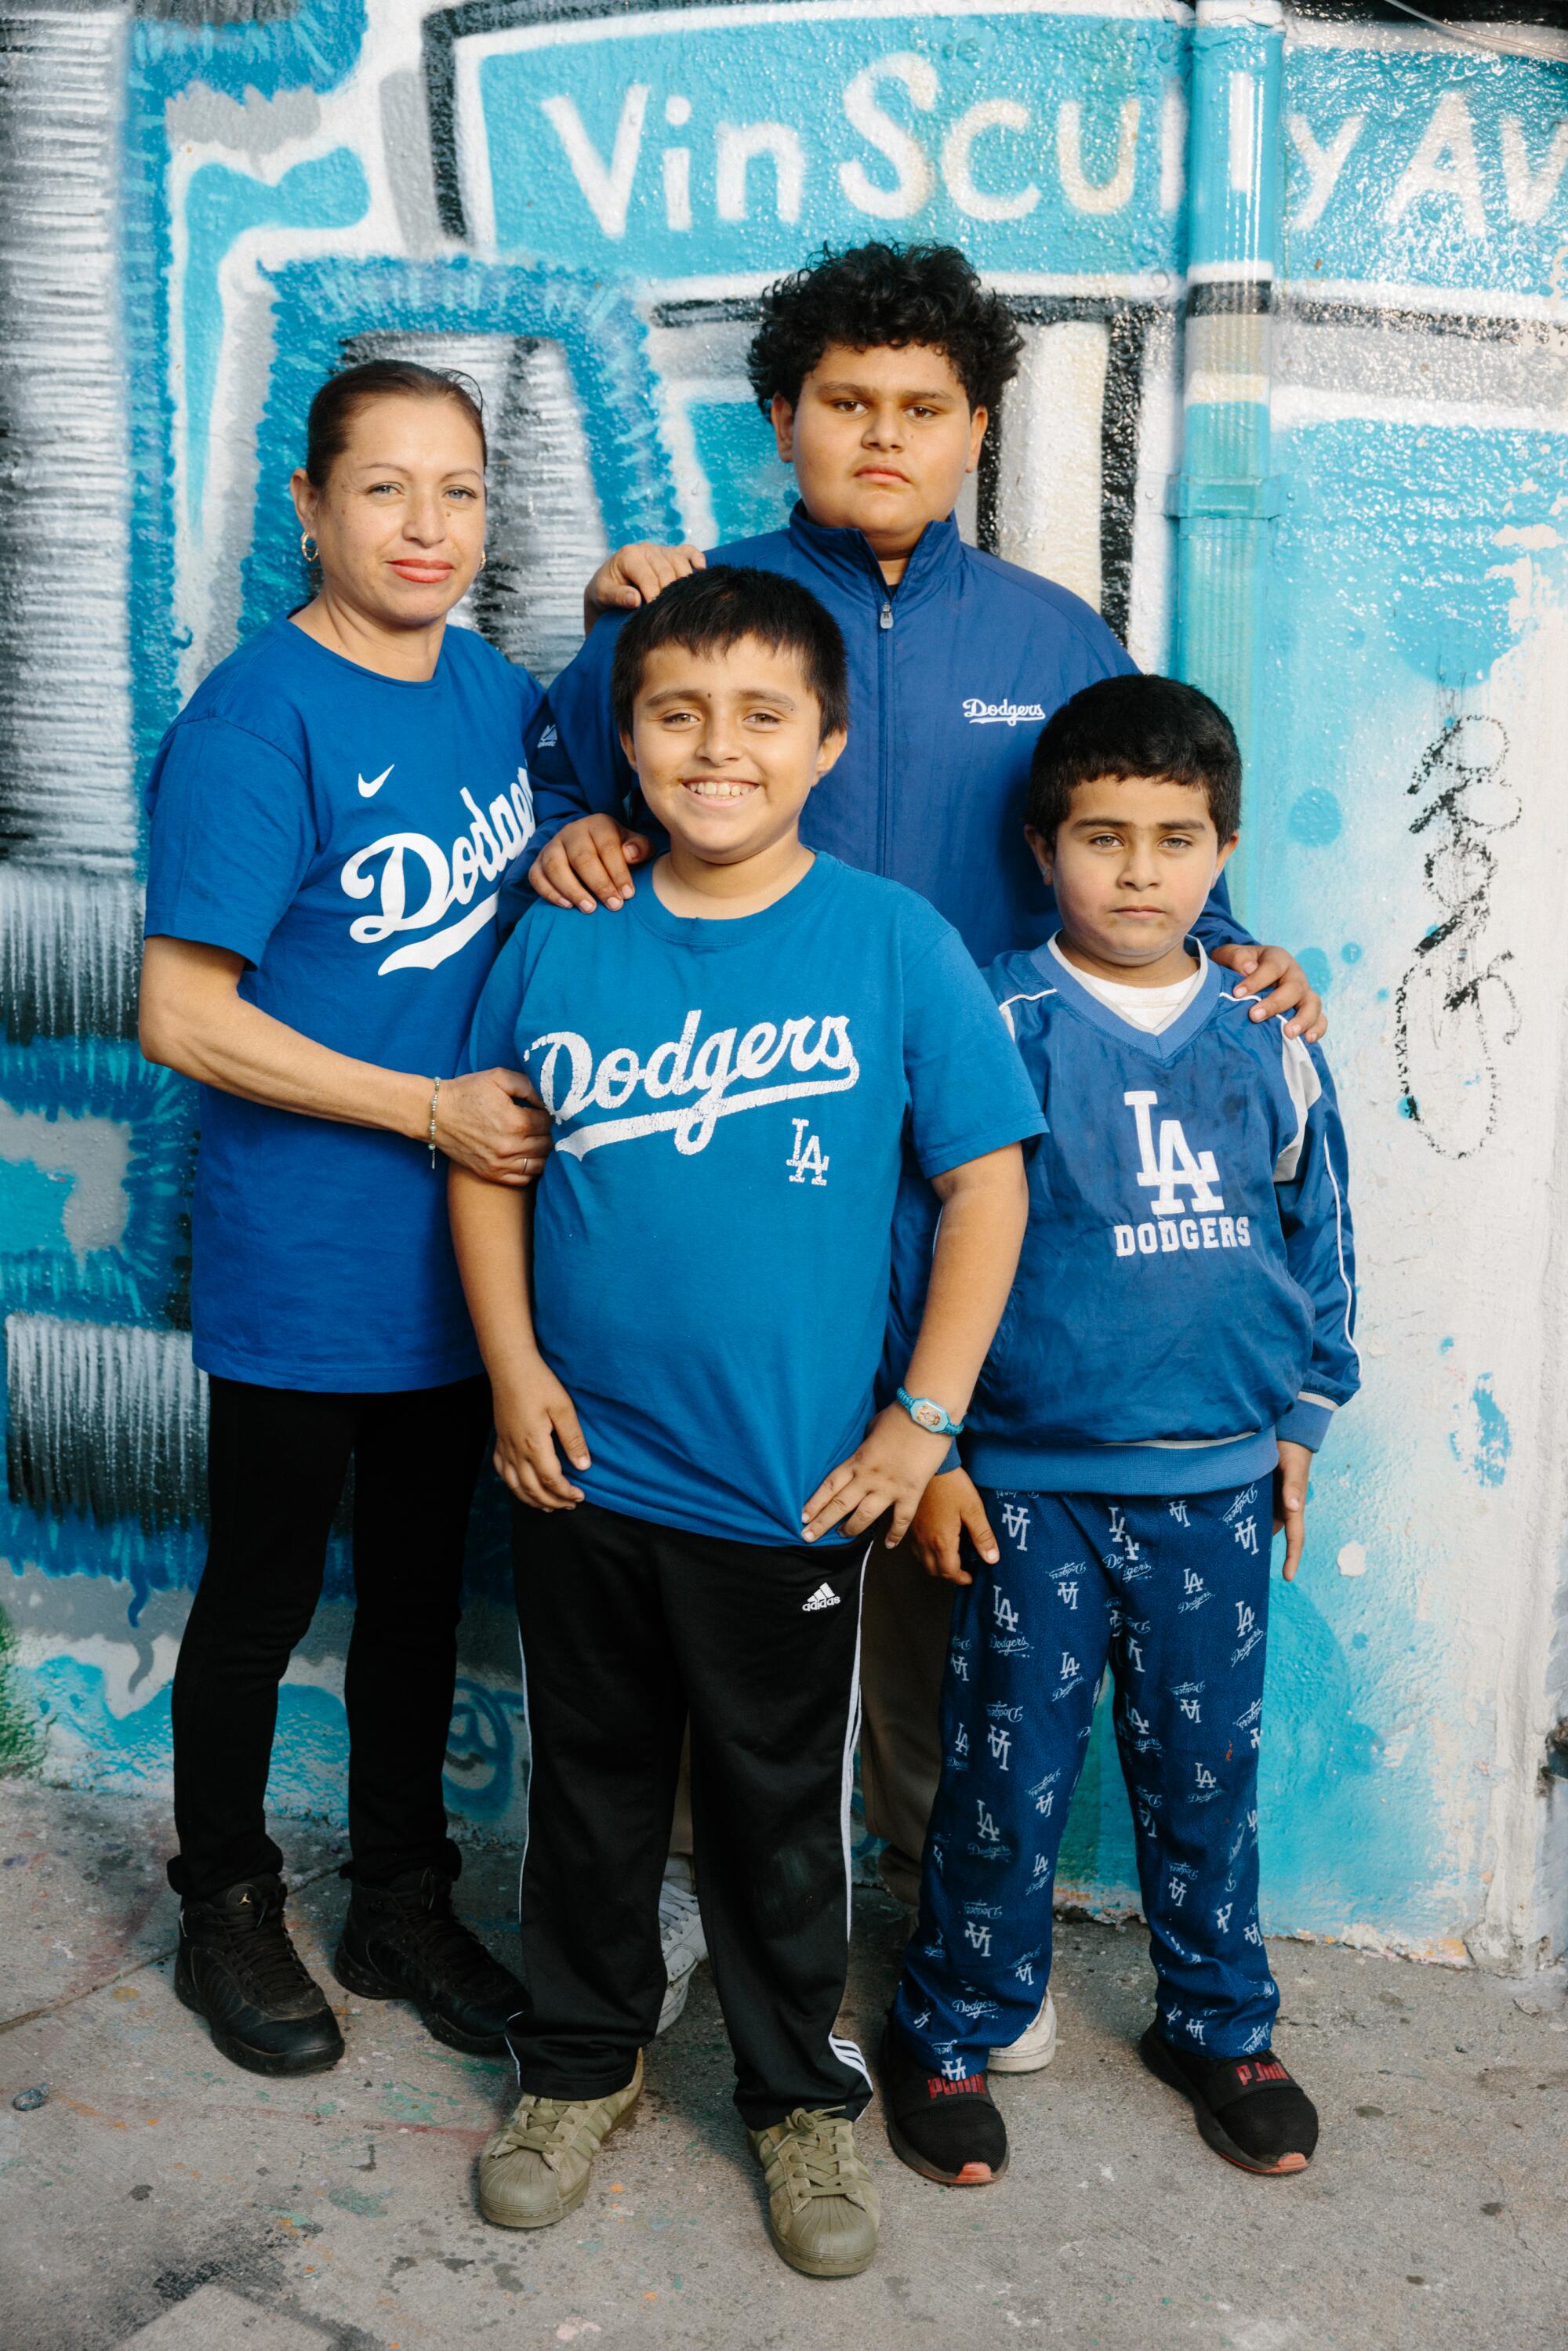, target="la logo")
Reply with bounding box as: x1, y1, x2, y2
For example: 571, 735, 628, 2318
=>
786, 1117, 829, 1186
1124, 1090, 1225, 1216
